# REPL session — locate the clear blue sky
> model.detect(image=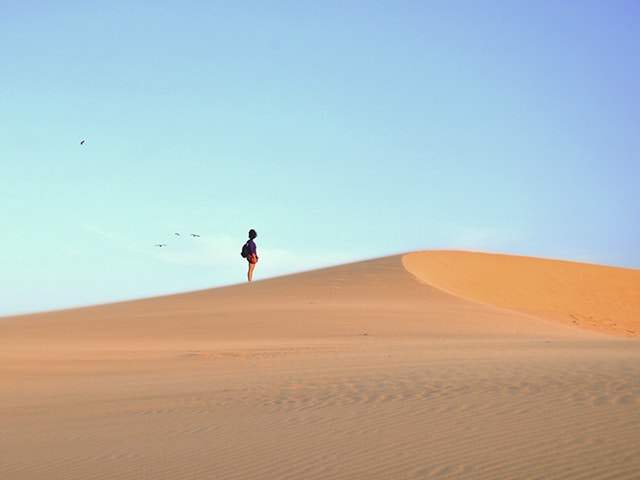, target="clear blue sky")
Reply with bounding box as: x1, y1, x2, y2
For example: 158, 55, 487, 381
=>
2, 1, 639, 315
